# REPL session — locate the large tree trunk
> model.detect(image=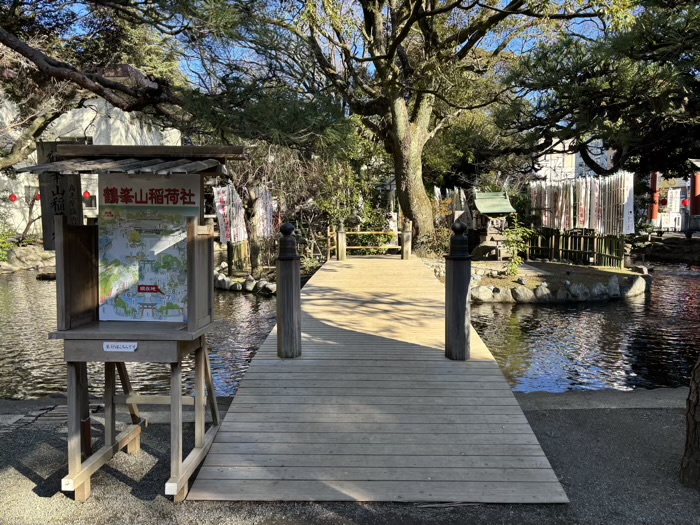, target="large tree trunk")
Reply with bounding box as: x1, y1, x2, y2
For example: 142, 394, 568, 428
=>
389, 97, 435, 245
681, 357, 700, 489
241, 185, 264, 278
